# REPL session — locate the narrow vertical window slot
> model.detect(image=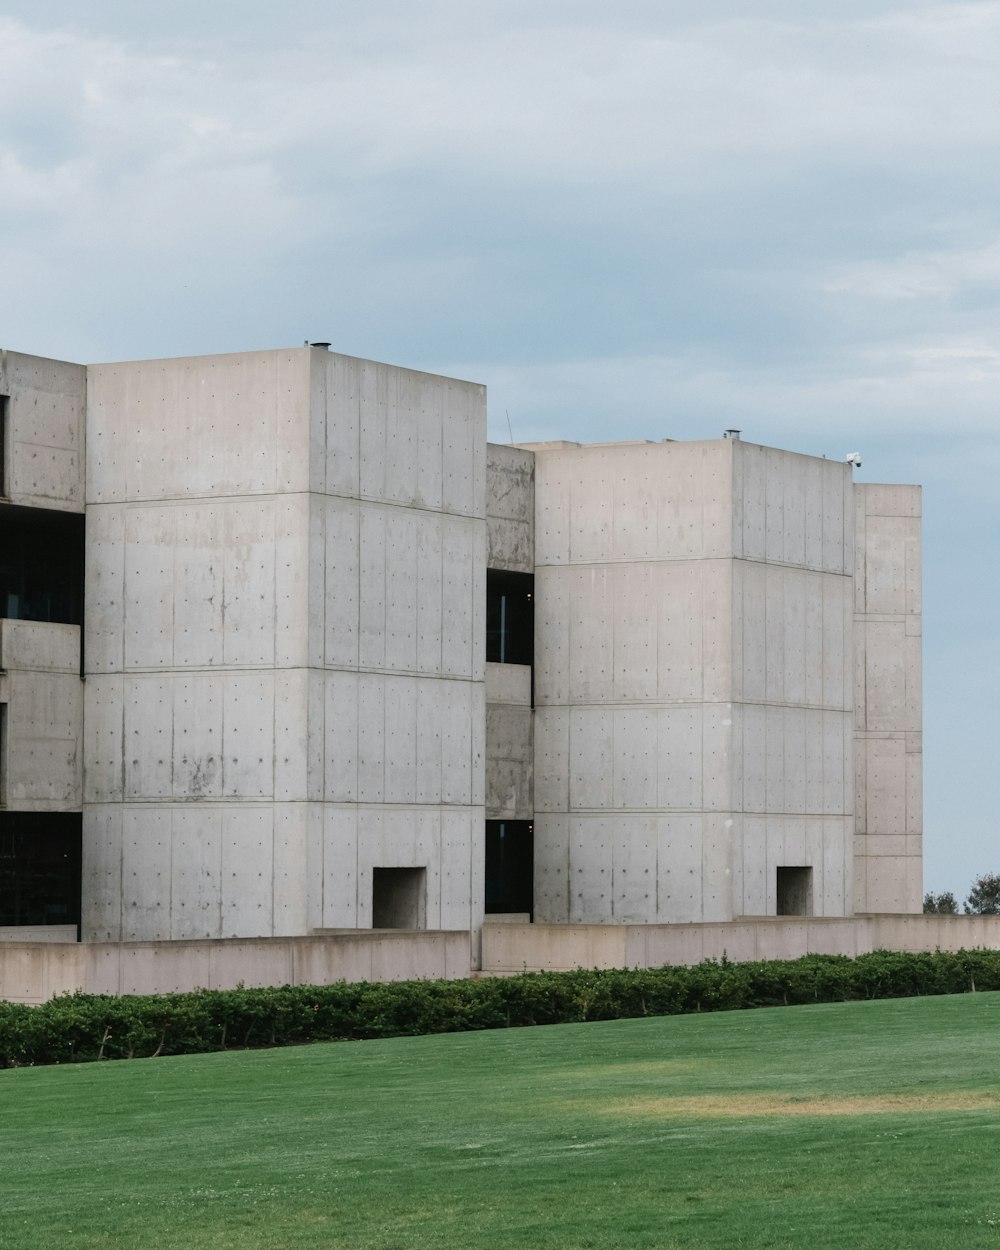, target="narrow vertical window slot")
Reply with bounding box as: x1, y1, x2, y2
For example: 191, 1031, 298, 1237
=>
0, 395, 8, 498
